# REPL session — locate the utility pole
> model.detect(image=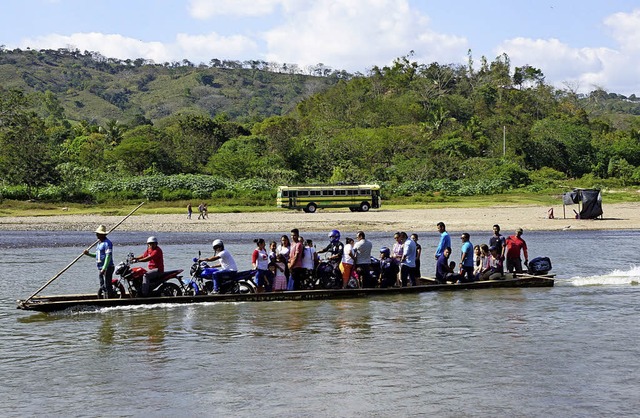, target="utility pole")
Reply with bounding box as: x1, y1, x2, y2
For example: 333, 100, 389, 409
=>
503, 126, 506, 156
